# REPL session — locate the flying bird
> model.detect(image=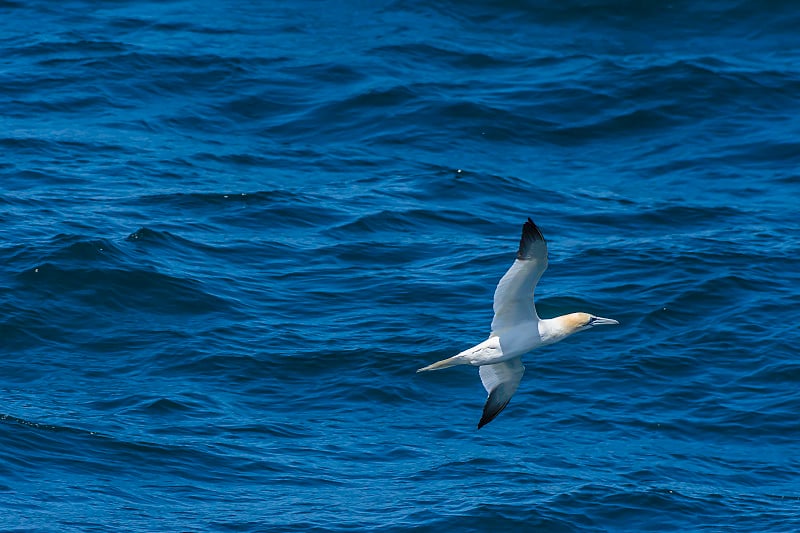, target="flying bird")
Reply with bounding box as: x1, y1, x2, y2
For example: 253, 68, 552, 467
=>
417, 218, 618, 429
